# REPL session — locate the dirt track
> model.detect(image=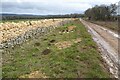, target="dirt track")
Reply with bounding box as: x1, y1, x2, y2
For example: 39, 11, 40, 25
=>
80, 19, 118, 78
